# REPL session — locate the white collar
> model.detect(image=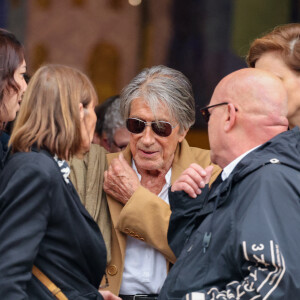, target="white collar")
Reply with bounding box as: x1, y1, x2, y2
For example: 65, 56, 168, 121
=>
221, 145, 261, 181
